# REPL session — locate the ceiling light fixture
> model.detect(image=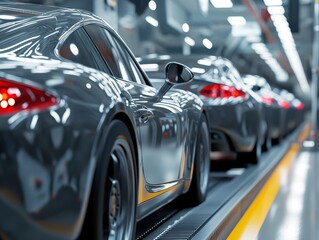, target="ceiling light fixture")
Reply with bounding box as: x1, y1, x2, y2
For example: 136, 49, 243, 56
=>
182, 23, 190, 33
264, 0, 283, 6
210, 0, 233, 8
251, 43, 288, 82
191, 67, 206, 74
271, 14, 287, 22
140, 64, 159, 72
227, 16, 246, 26
267, 6, 285, 15
202, 38, 213, 49
197, 58, 212, 66
184, 36, 195, 46
148, 0, 157, 11
145, 16, 158, 27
